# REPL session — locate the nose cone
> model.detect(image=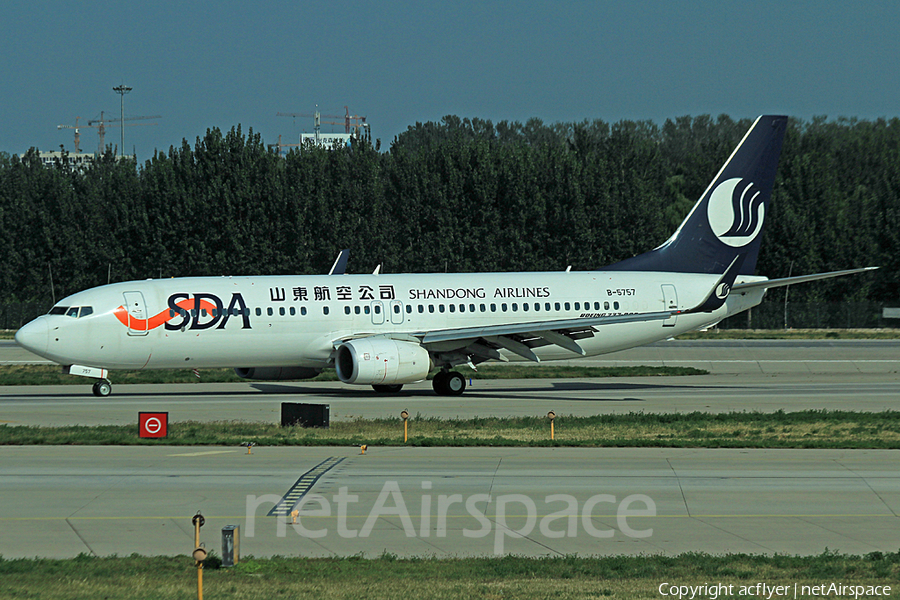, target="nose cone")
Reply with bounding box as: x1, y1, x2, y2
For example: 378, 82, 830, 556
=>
15, 318, 49, 356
